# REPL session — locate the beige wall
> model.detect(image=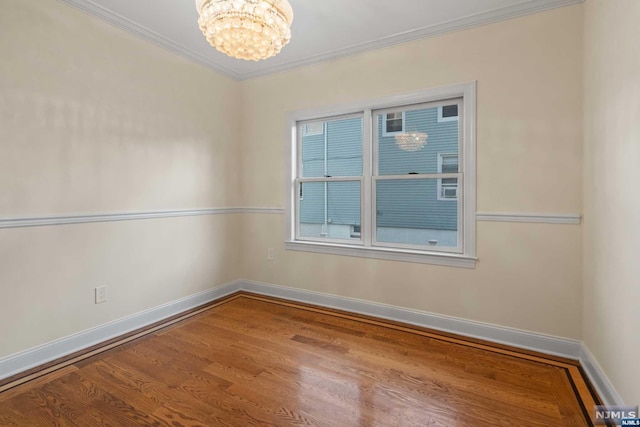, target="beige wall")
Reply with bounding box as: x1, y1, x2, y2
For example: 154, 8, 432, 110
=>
0, 0, 600, 388
583, 0, 640, 406
240, 6, 584, 339
0, 0, 242, 357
